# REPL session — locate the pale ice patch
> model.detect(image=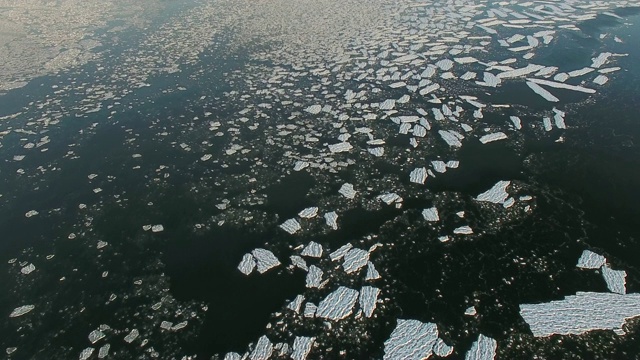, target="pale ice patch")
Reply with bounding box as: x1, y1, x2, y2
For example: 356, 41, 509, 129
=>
465, 334, 497, 360
576, 250, 606, 269
316, 286, 359, 320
